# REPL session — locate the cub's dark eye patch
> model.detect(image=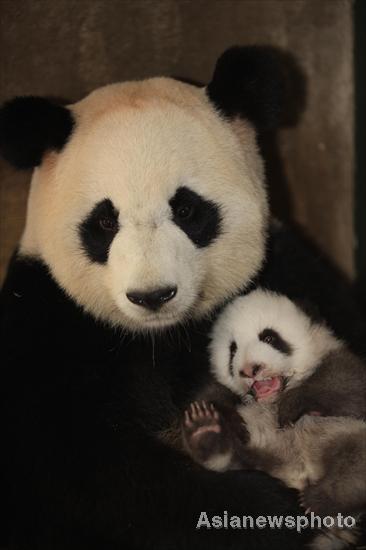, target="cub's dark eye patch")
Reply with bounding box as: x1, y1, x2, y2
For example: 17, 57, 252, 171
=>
258, 328, 292, 356
79, 199, 119, 264
229, 340, 237, 377
169, 186, 222, 248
